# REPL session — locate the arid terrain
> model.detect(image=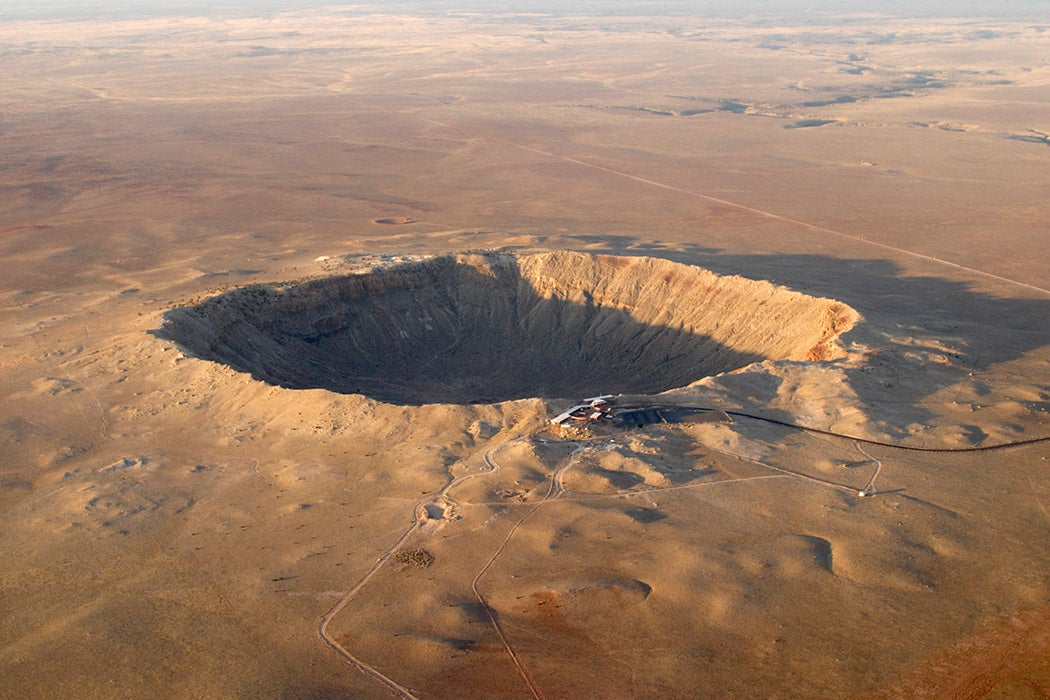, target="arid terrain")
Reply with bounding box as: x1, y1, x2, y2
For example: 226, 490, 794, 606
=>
1, 3, 1048, 698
